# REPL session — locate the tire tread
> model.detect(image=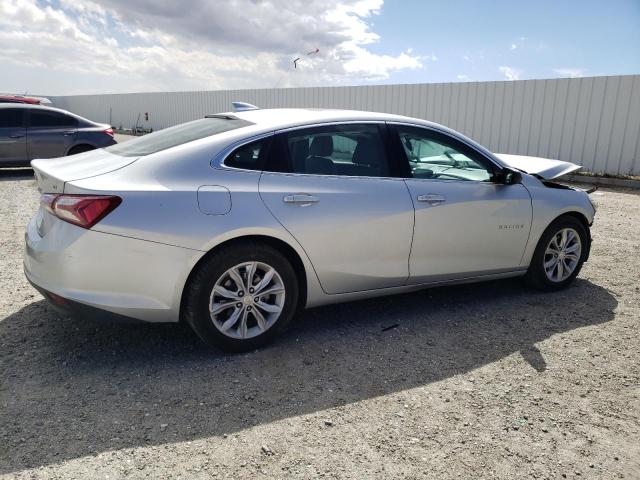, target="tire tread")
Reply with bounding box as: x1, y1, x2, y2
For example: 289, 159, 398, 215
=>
524, 215, 588, 291
182, 241, 298, 352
